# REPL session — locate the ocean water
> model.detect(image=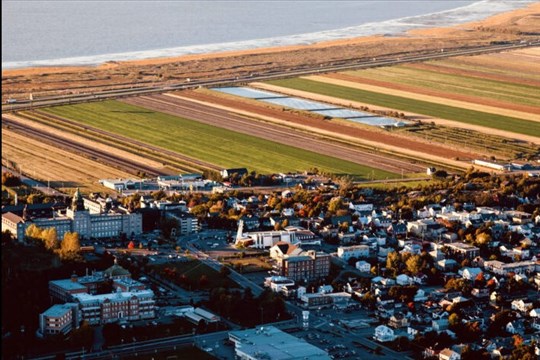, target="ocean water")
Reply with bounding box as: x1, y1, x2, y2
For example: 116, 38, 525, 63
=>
2, 0, 534, 69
